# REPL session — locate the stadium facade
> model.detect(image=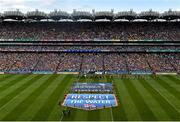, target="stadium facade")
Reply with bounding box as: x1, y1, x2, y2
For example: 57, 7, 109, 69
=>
0, 9, 180, 75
